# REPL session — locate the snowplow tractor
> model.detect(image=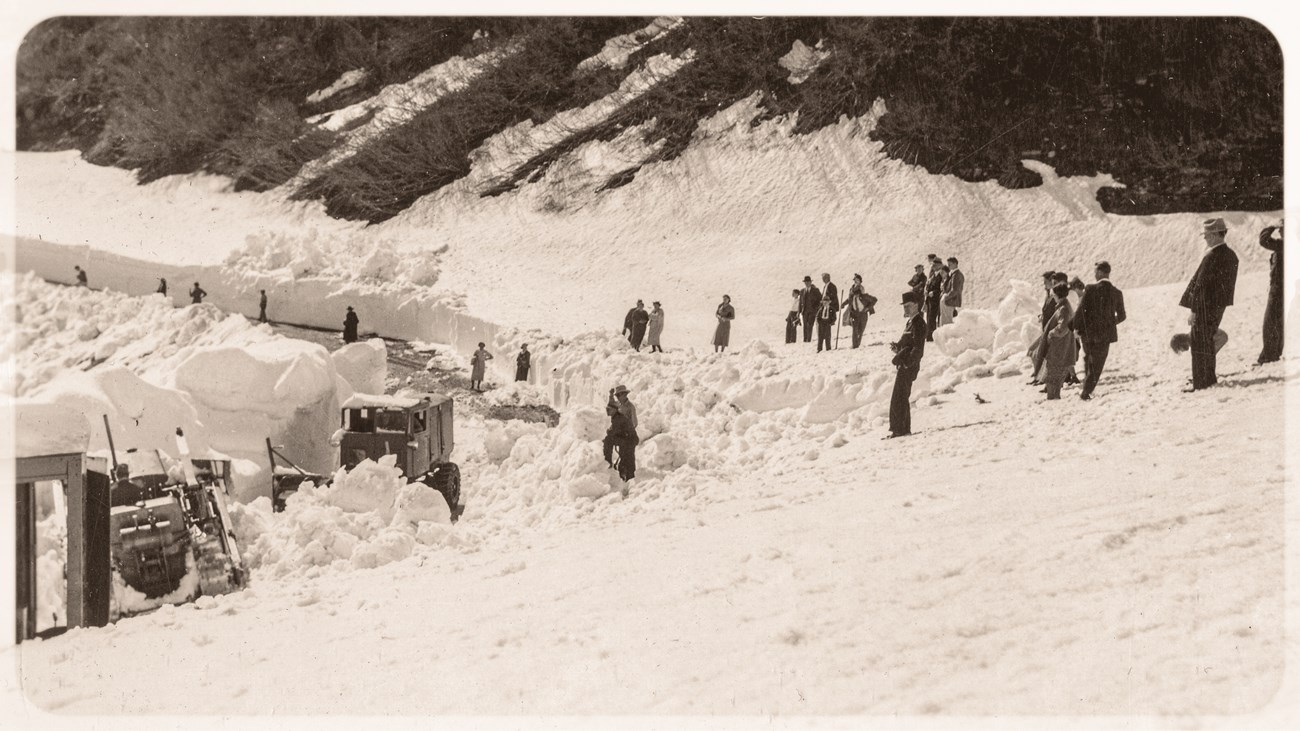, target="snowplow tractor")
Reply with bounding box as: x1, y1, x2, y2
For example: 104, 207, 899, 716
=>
89, 425, 247, 616
269, 393, 463, 519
